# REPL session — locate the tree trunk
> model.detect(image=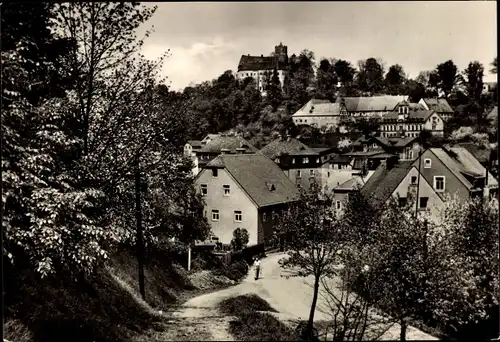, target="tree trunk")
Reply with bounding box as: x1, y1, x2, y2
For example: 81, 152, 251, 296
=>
400, 317, 407, 341
307, 274, 321, 338
135, 158, 146, 300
